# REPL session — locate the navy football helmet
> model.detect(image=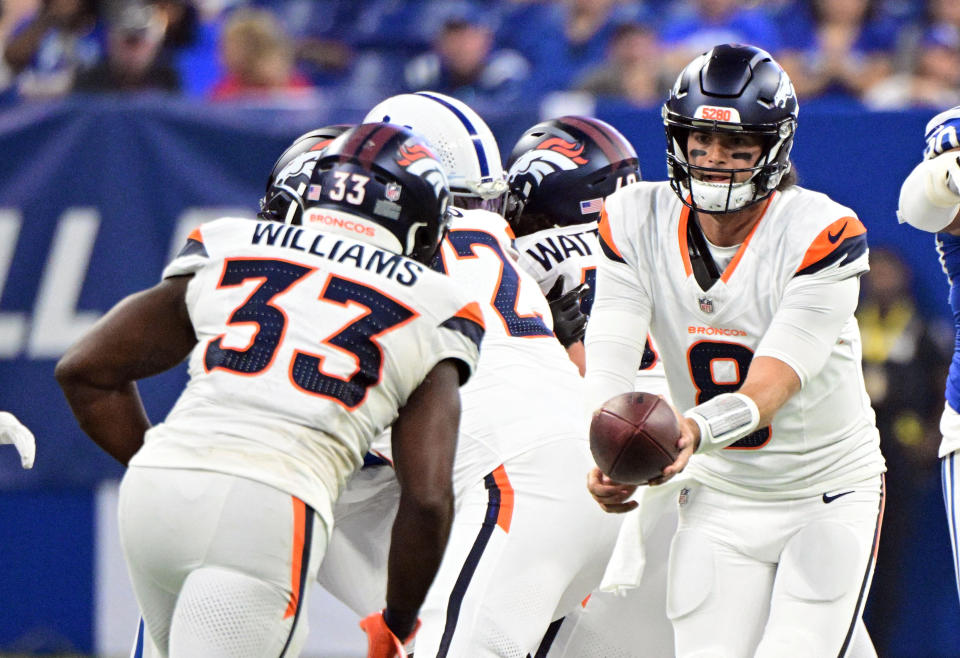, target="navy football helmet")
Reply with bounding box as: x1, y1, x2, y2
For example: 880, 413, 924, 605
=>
505, 116, 640, 236
258, 124, 352, 224
303, 123, 452, 264
663, 44, 798, 213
